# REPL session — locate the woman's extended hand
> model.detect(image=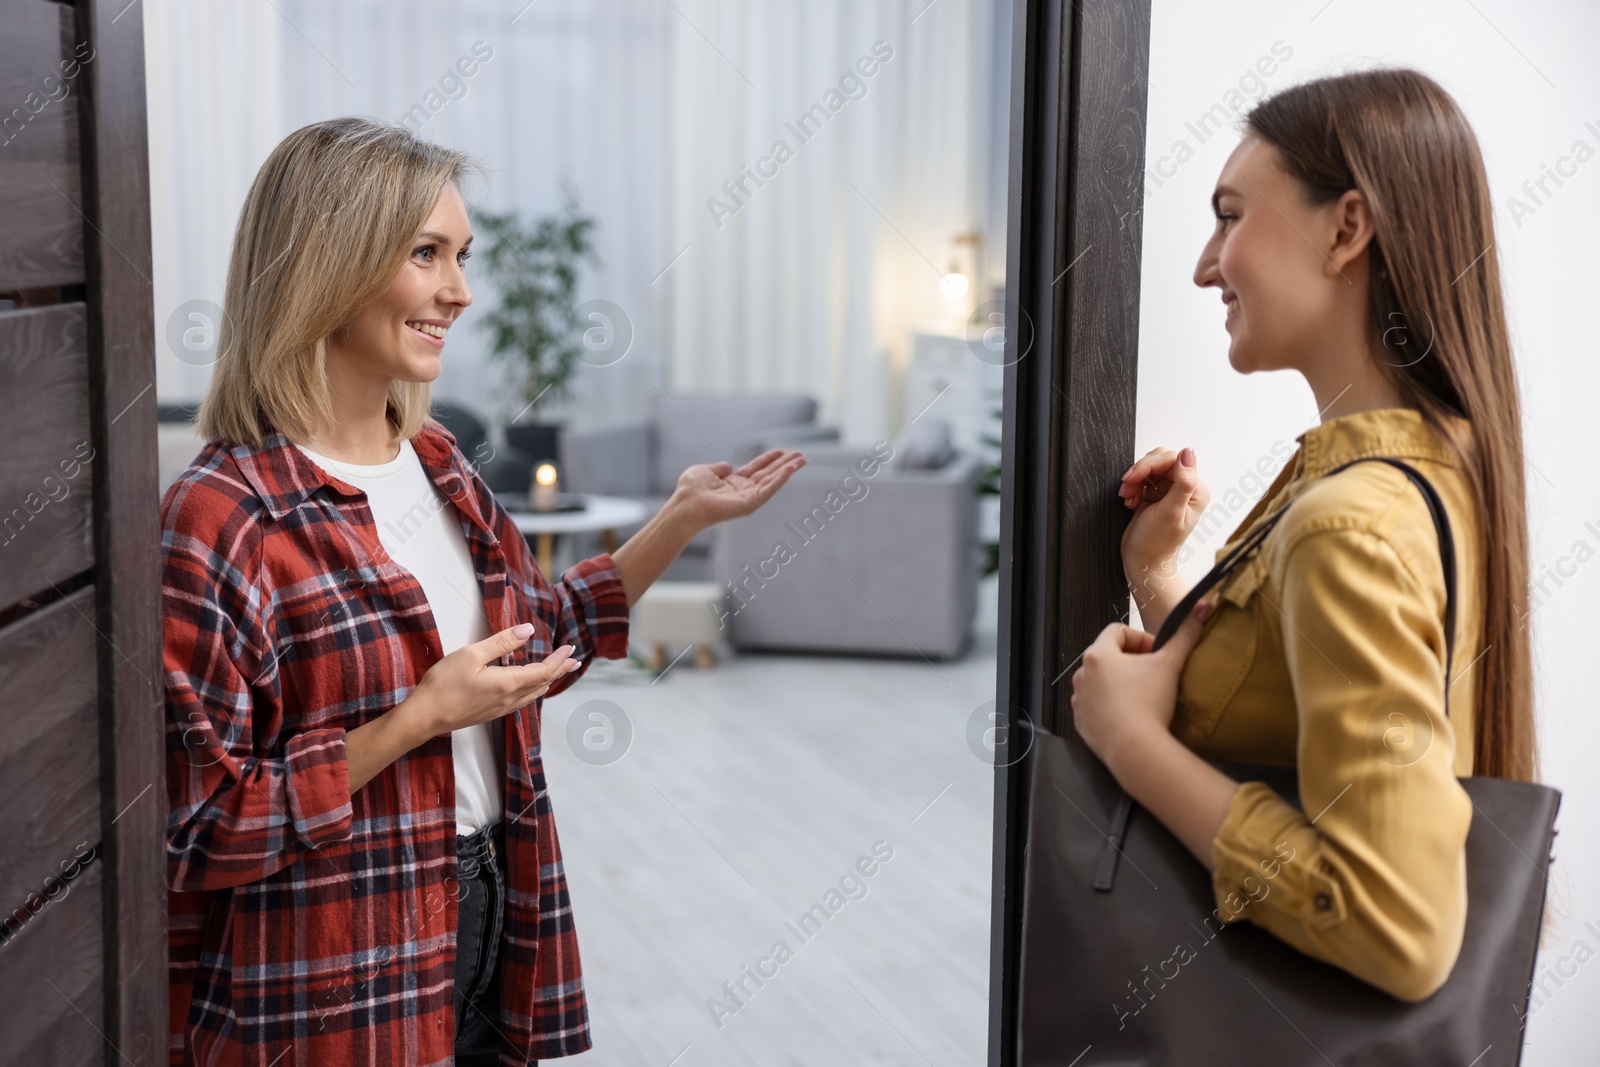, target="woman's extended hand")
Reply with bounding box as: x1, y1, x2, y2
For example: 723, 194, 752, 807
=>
404, 624, 581, 739
1119, 446, 1210, 627
1069, 603, 1212, 773
346, 624, 581, 795
673, 448, 807, 527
